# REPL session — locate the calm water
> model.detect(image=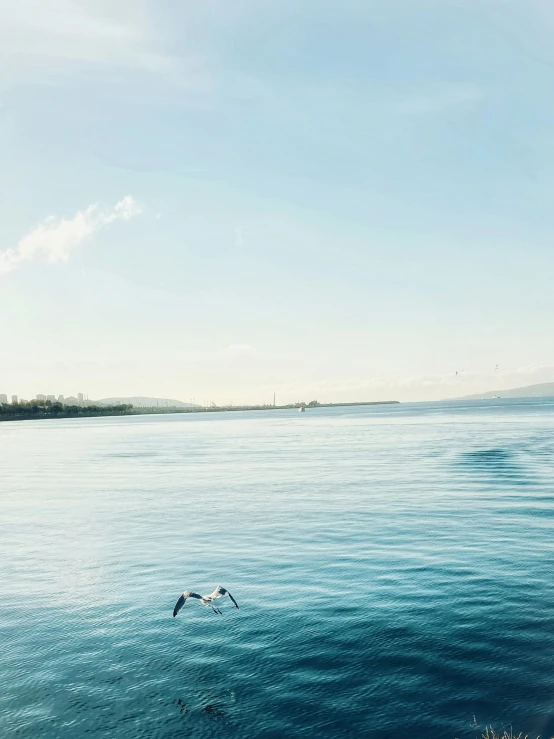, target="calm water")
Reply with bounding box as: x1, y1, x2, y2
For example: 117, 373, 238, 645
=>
1, 400, 554, 738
